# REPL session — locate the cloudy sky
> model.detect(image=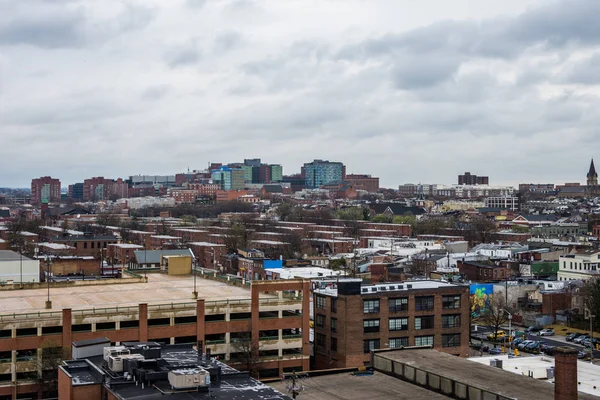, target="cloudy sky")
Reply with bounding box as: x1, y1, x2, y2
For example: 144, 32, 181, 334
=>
1, 0, 600, 188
